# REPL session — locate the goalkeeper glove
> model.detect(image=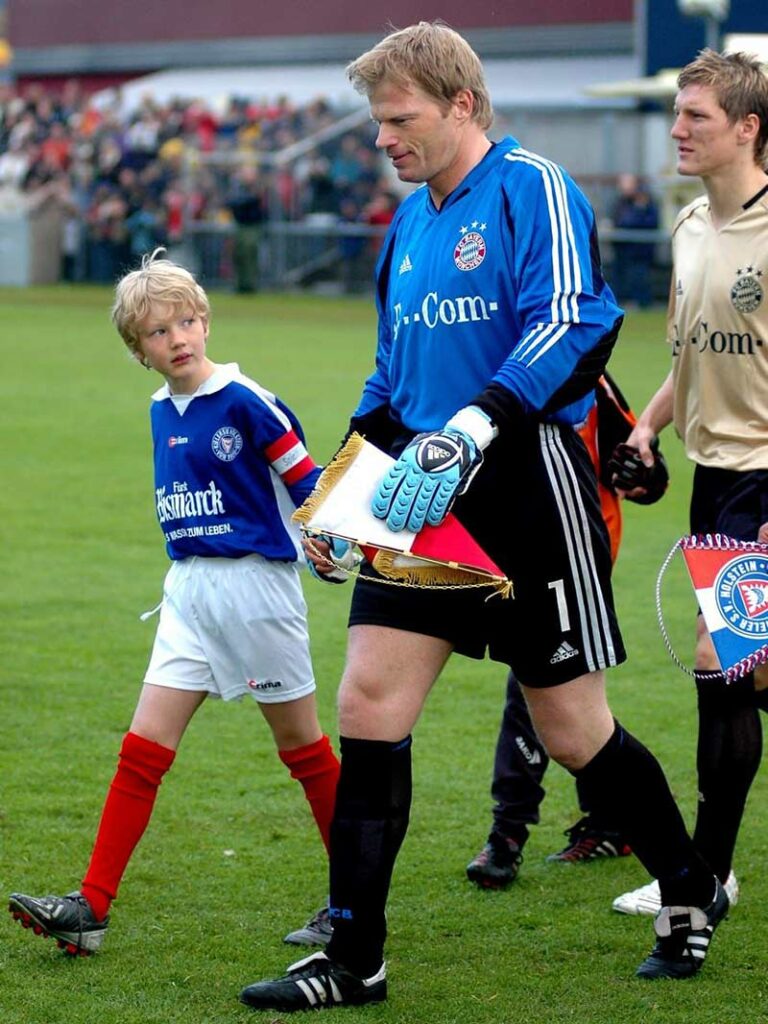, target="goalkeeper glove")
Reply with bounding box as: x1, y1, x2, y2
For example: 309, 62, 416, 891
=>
608, 437, 669, 505
305, 534, 360, 584
372, 406, 497, 533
